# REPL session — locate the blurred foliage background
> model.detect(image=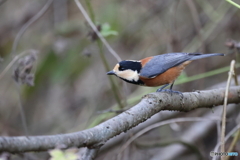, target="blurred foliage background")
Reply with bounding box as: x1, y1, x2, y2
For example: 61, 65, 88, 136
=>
0, 0, 240, 159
